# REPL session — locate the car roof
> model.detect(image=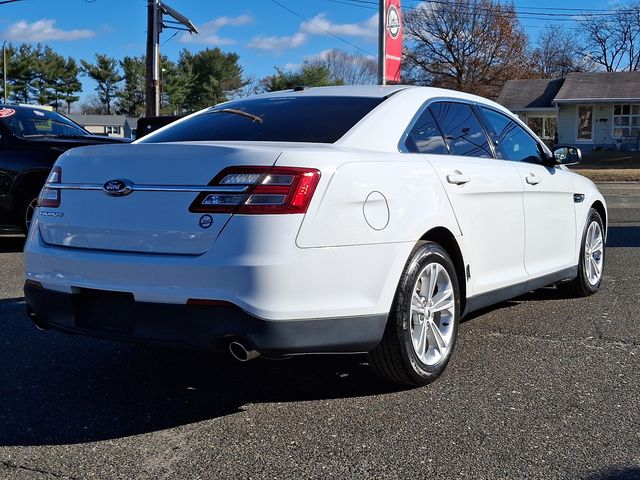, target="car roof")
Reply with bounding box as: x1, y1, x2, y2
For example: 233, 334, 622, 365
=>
230, 84, 412, 100
225, 84, 508, 104
0, 104, 54, 111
